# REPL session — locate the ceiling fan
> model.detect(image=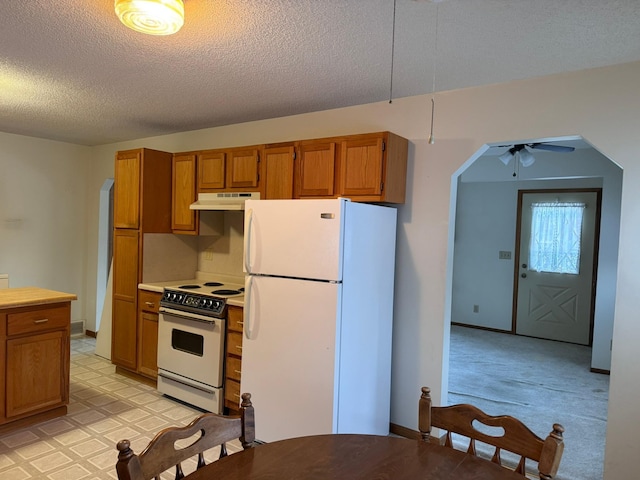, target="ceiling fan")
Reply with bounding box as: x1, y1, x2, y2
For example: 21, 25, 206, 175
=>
498, 143, 575, 167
